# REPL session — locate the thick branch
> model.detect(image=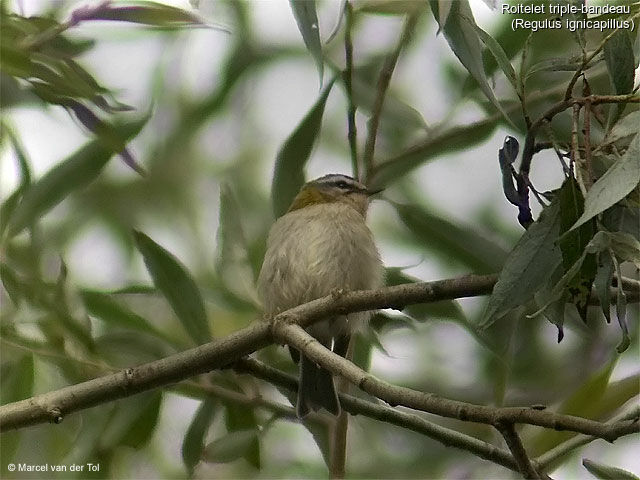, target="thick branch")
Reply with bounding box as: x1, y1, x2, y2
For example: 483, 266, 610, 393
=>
1, 273, 637, 433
